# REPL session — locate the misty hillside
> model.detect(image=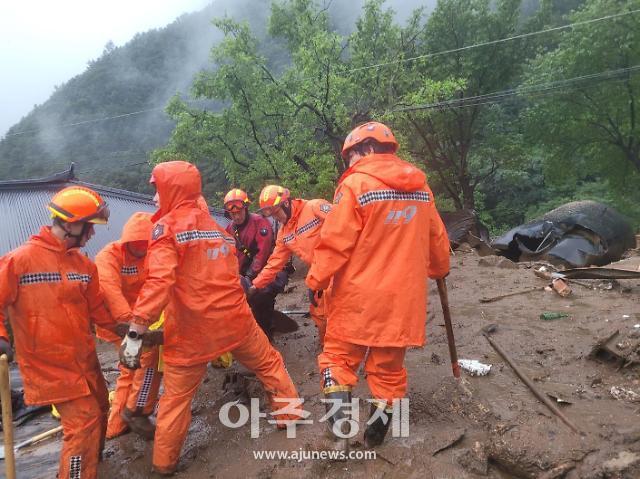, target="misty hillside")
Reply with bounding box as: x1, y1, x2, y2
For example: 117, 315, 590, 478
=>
0, 0, 437, 194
